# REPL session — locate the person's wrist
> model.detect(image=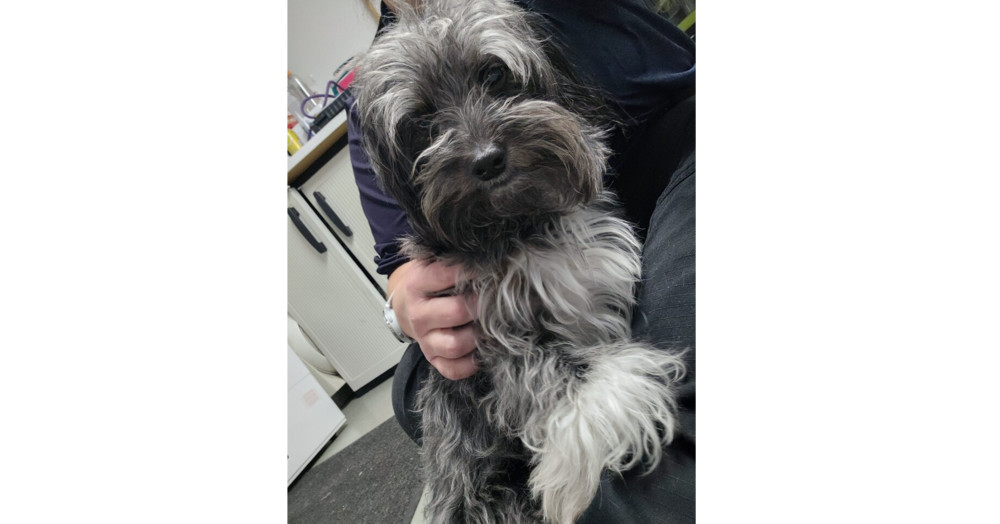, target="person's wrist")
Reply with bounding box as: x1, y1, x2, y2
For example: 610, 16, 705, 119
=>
384, 290, 415, 343
387, 260, 414, 328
